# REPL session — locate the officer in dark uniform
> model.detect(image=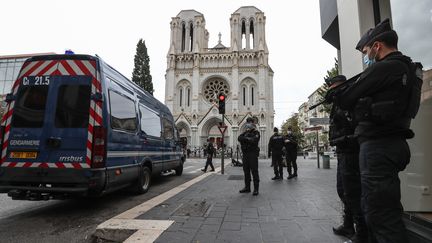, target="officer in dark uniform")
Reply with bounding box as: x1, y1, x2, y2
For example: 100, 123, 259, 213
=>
284, 127, 298, 179
337, 19, 423, 243
238, 118, 261, 196
268, 127, 285, 180
201, 139, 215, 172
327, 75, 368, 243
